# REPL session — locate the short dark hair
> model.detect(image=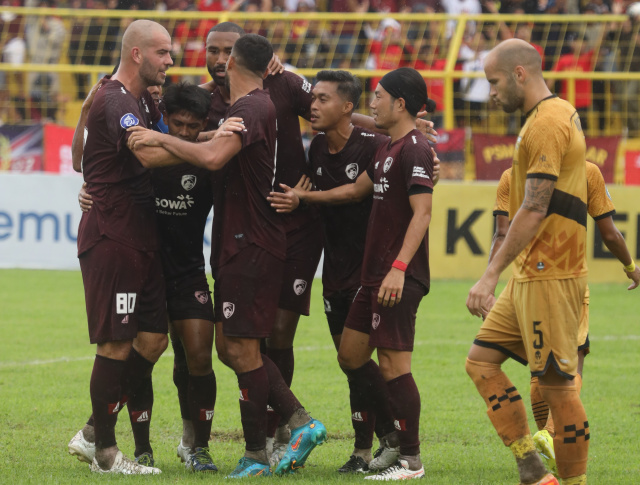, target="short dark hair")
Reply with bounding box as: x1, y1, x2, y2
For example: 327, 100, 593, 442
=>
231, 34, 273, 77
208, 22, 246, 37
162, 82, 210, 120
315, 70, 362, 109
